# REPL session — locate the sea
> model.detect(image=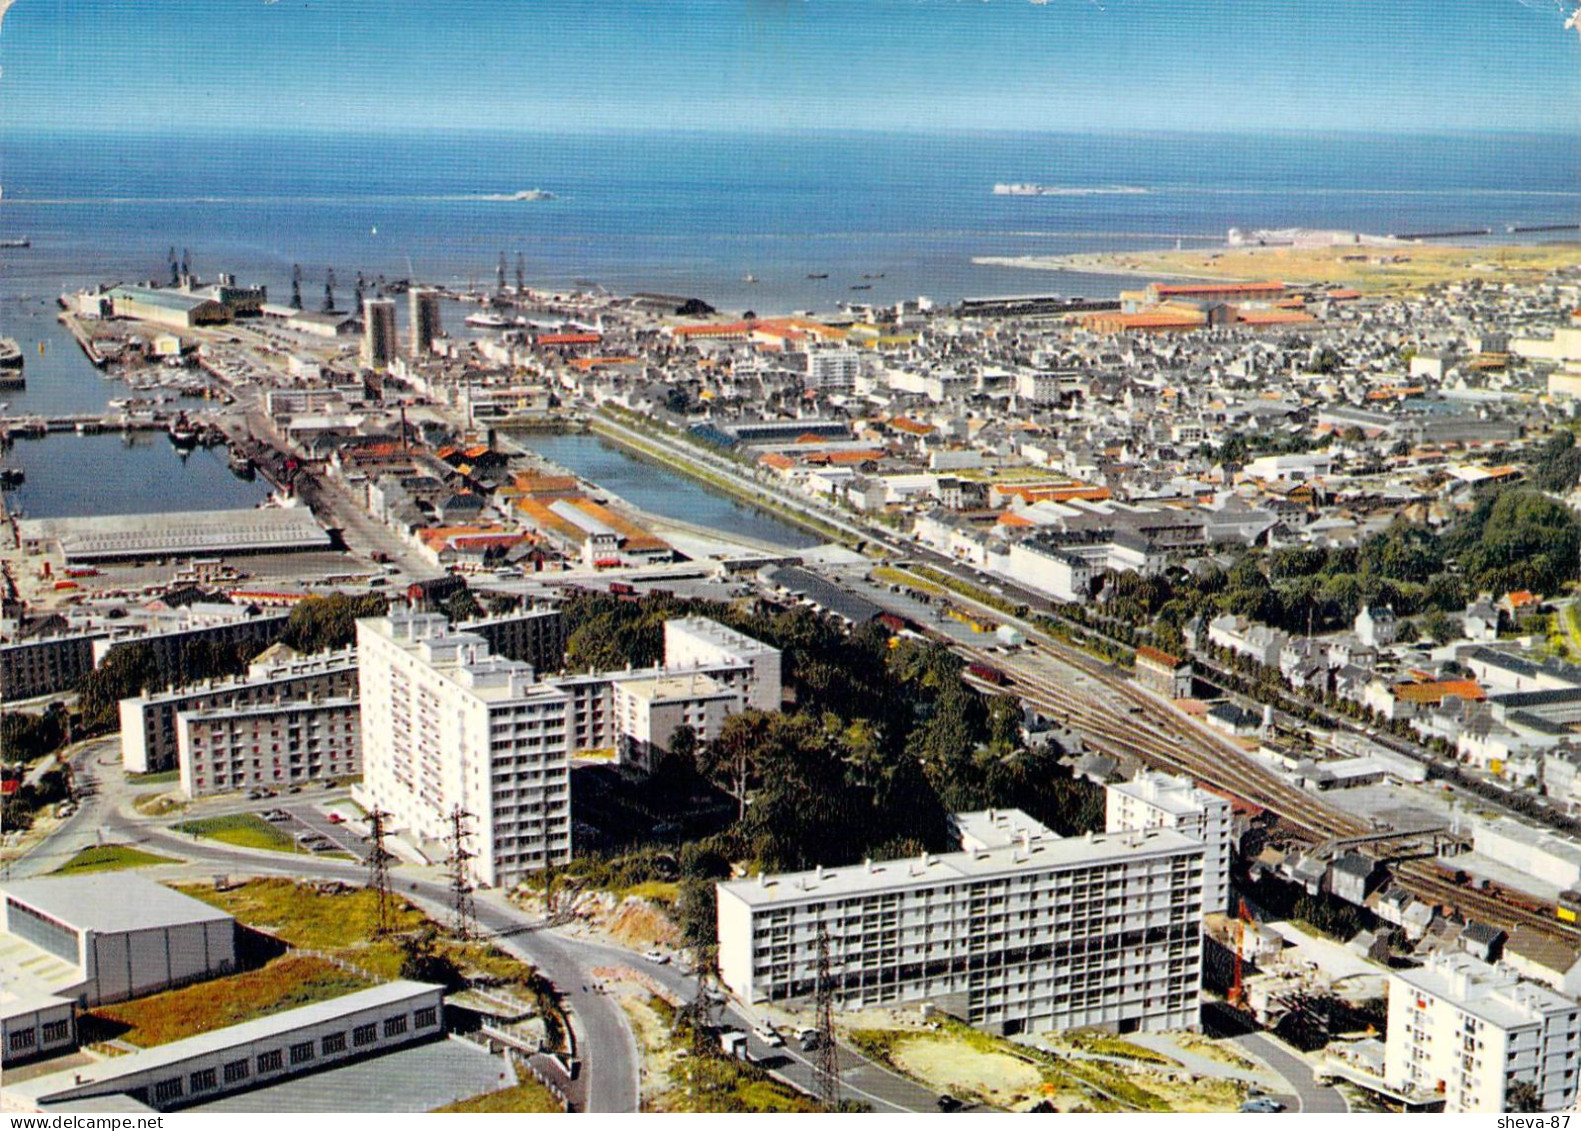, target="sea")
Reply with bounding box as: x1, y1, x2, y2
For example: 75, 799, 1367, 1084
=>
0, 128, 1576, 517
